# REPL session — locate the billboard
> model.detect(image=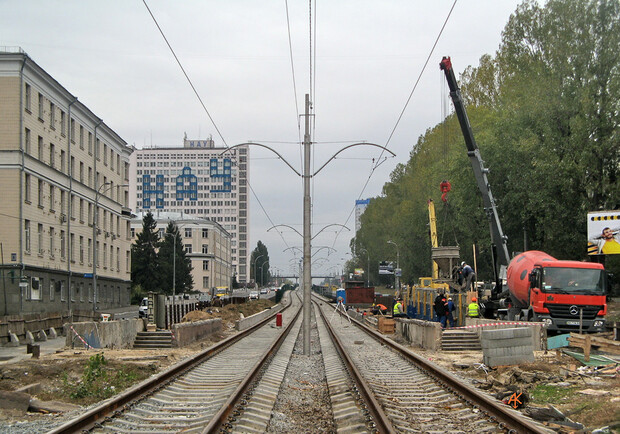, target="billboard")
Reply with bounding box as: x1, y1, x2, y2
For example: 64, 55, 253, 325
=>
587, 210, 620, 255
378, 261, 394, 275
